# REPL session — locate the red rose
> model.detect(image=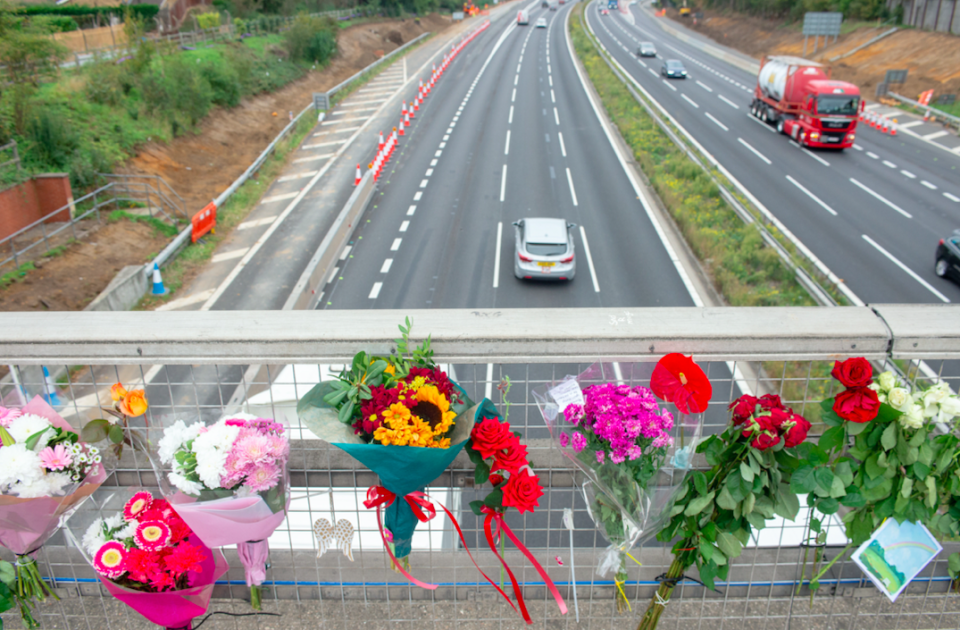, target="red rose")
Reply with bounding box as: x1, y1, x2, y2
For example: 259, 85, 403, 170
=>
741, 414, 776, 441
751, 431, 780, 450
729, 395, 758, 424
831, 358, 873, 389
501, 468, 544, 514
758, 394, 784, 411
489, 473, 504, 486
491, 437, 529, 474
766, 407, 791, 430
470, 418, 513, 460
833, 386, 880, 423
783, 414, 811, 448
